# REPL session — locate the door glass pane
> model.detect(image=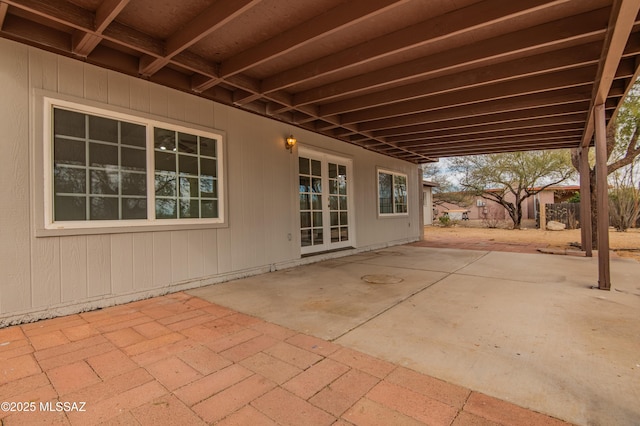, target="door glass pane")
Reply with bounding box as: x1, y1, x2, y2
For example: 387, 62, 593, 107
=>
299, 157, 310, 175
329, 196, 338, 210
311, 159, 321, 176
300, 212, 311, 228
301, 229, 312, 246
299, 193, 310, 210
299, 176, 310, 192
313, 212, 323, 227
328, 163, 337, 178
340, 212, 348, 225
331, 227, 339, 243
313, 229, 323, 245
311, 194, 321, 210
330, 212, 339, 226
311, 178, 322, 193
339, 196, 347, 210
